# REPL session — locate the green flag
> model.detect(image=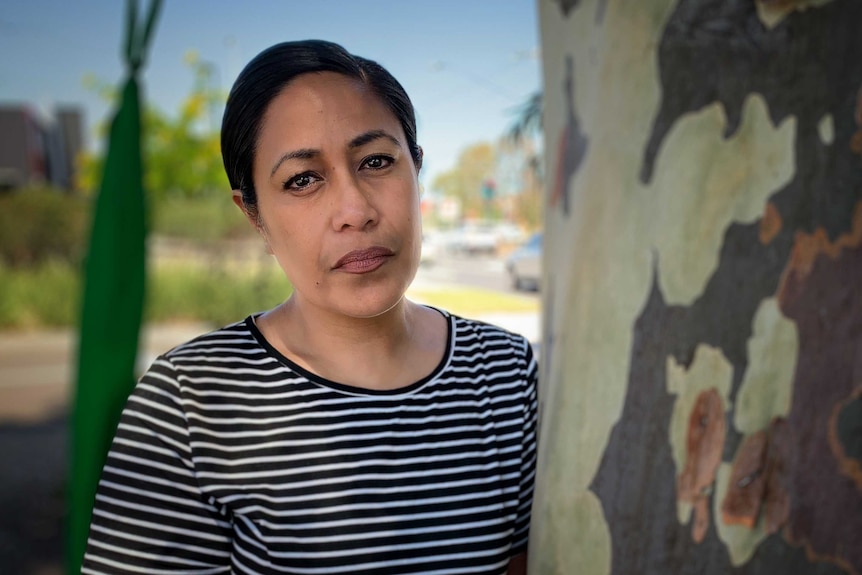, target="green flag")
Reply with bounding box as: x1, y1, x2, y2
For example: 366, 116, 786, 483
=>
67, 1, 162, 572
